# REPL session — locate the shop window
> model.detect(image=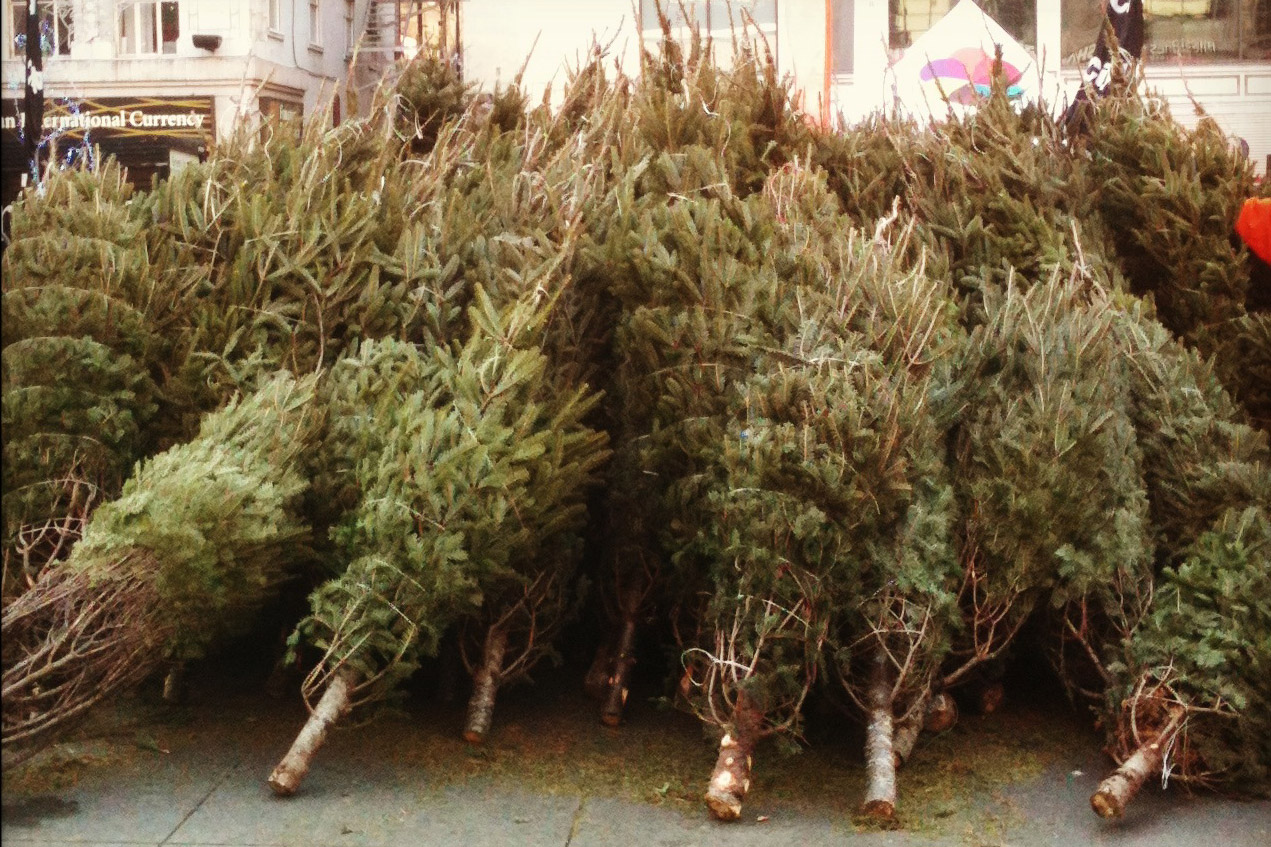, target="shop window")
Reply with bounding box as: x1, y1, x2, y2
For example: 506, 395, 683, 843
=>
640, 1, 779, 65
891, 0, 1036, 49
119, 1, 179, 55
7, 0, 73, 59
260, 97, 303, 142
1143, 0, 1270, 62
1062, 0, 1270, 65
